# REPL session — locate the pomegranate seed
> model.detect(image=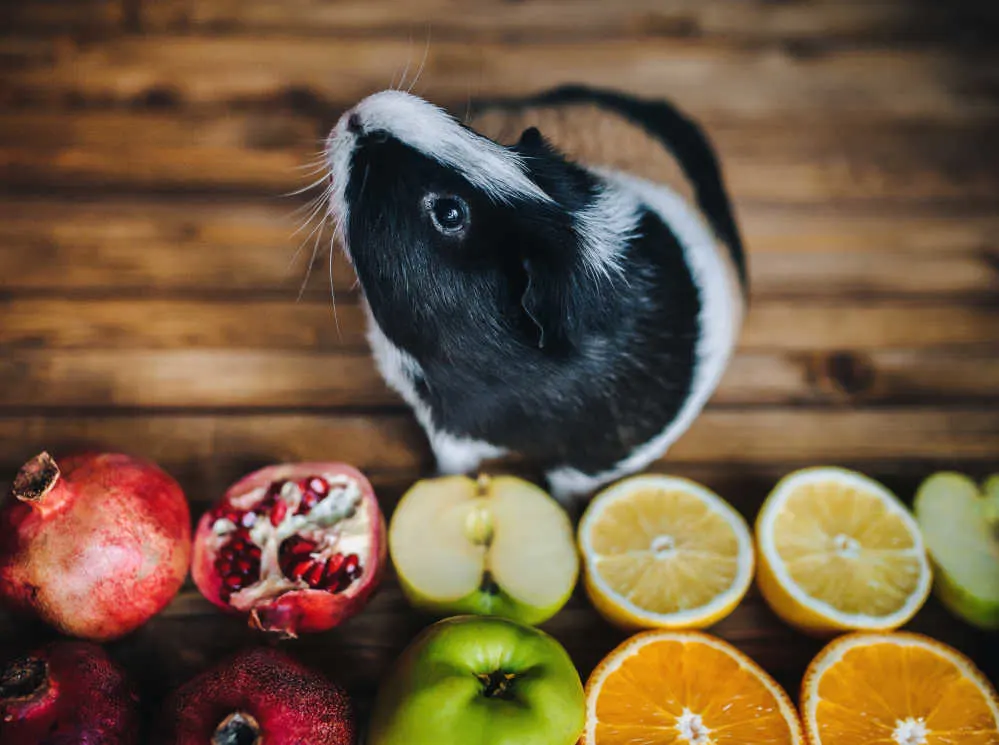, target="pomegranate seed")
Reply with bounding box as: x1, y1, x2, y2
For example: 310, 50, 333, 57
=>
223, 574, 244, 590
303, 563, 325, 588
215, 559, 233, 575
240, 512, 257, 528
269, 500, 289, 527
308, 477, 329, 496
344, 554, 360, 577
286, 560, 312, 581
326, 553, 345, 575
234, 558, 254, 575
